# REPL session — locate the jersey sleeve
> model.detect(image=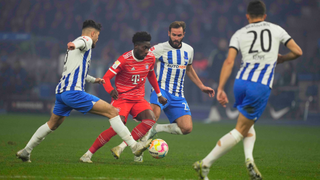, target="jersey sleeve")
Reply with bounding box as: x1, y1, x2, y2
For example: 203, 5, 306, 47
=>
188, 47, 194, 65
277, 25, 292, 46
109, 55, 126, 75
229, 31, 240, 53
150, 44, 163, 60
149, 55, 156, 71
74, 36, 93, 51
